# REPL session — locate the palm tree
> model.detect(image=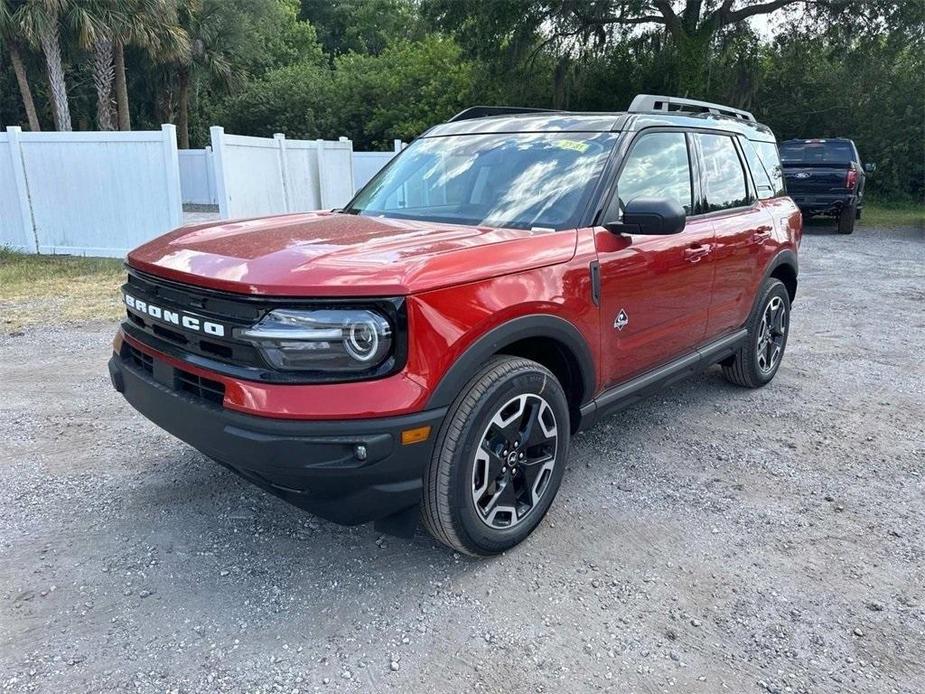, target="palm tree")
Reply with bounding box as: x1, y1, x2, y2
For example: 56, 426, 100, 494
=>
174, 0, 233, 148
1, 0, 41, 130
66, 0, 120, 129
16, 0, 72, 131
107, 0, 186, 130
